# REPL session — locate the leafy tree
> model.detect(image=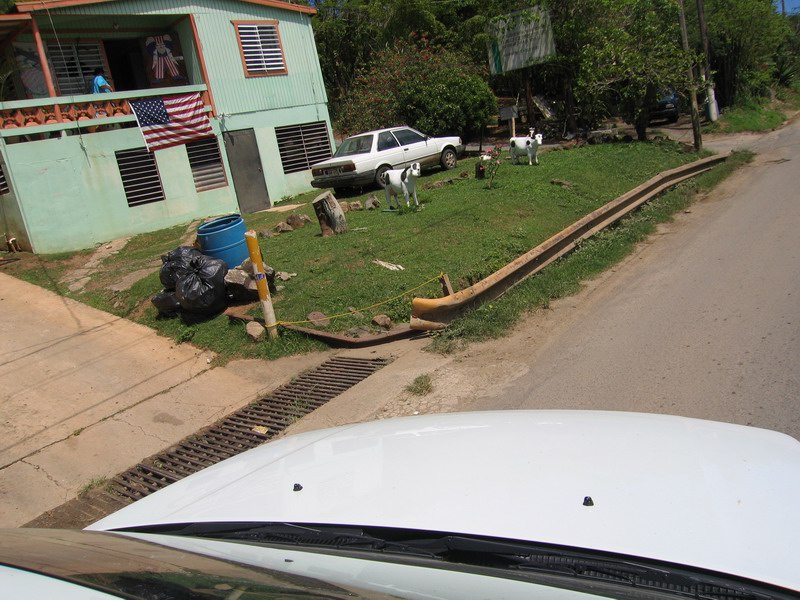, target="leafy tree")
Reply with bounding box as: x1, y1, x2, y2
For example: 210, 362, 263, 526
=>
337, 37, 496, 138
561, 0, 693, 140
542, 0, 618, 132
691, 0, 792, 106
313, 0, 382, 111
313, 0, 537, 115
